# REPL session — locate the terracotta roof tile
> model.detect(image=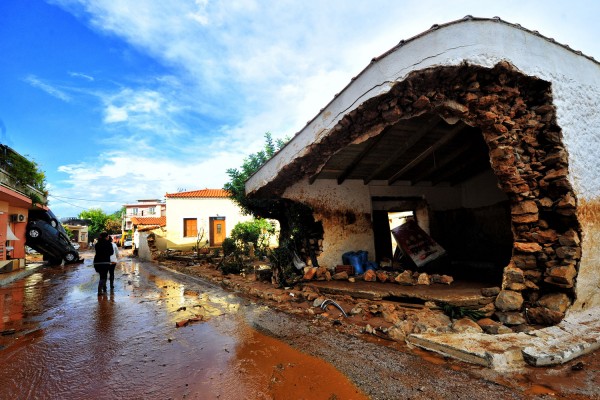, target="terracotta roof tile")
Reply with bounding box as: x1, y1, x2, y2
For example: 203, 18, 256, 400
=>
131, 216, 166, 226
165, 188, 231, 198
